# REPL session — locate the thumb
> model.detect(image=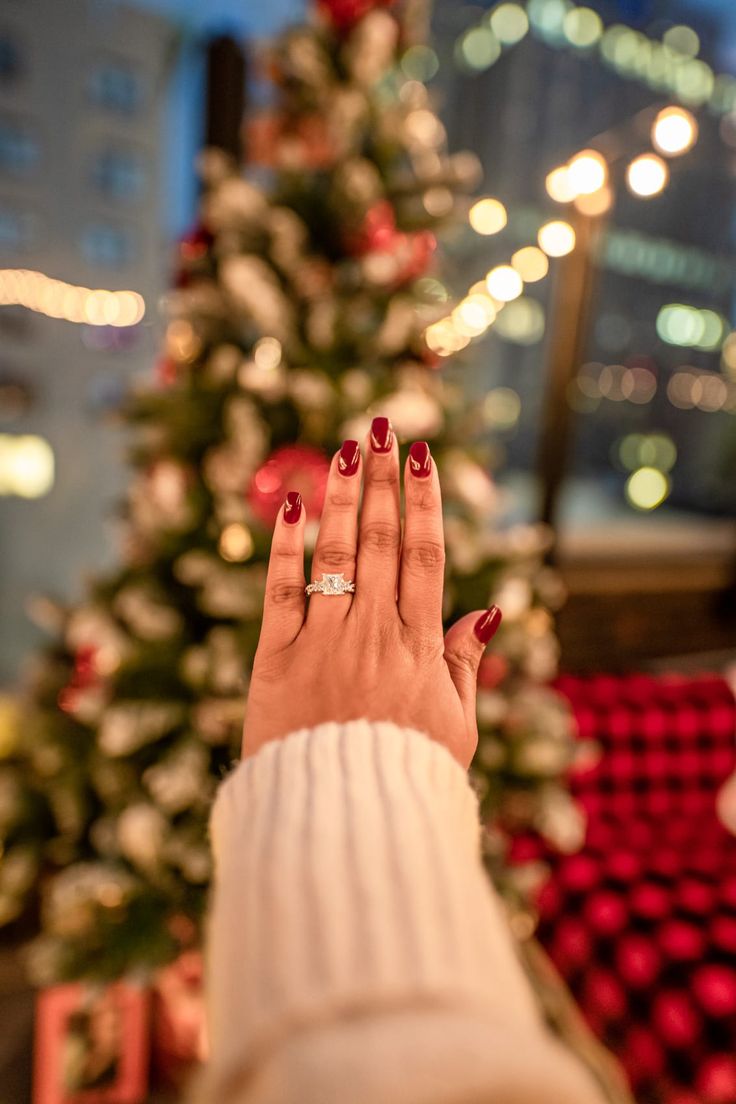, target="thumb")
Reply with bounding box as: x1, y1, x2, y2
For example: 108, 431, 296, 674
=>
444, 606, 503, 724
